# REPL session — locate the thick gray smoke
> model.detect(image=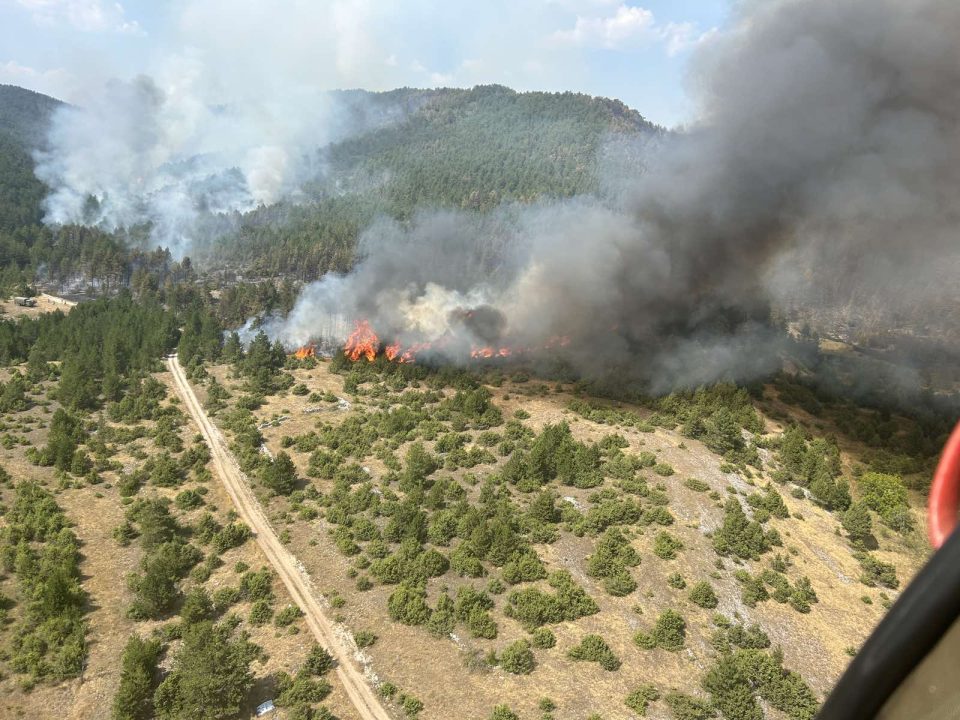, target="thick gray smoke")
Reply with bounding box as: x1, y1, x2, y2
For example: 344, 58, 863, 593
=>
266, 0, 960, 390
